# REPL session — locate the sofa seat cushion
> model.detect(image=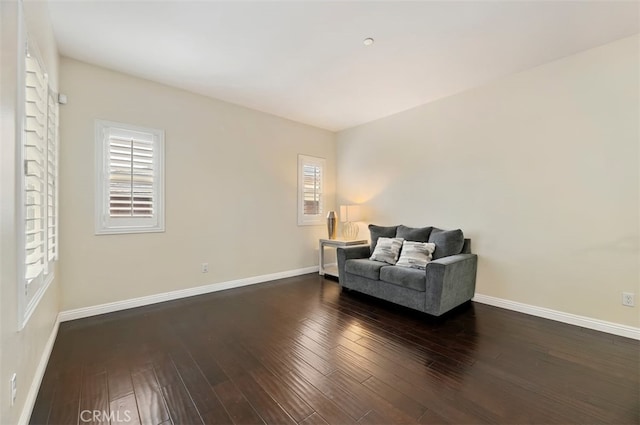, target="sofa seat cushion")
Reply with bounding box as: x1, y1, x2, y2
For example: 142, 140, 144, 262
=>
380, 266, 426, 292
345, 259, 387, 280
